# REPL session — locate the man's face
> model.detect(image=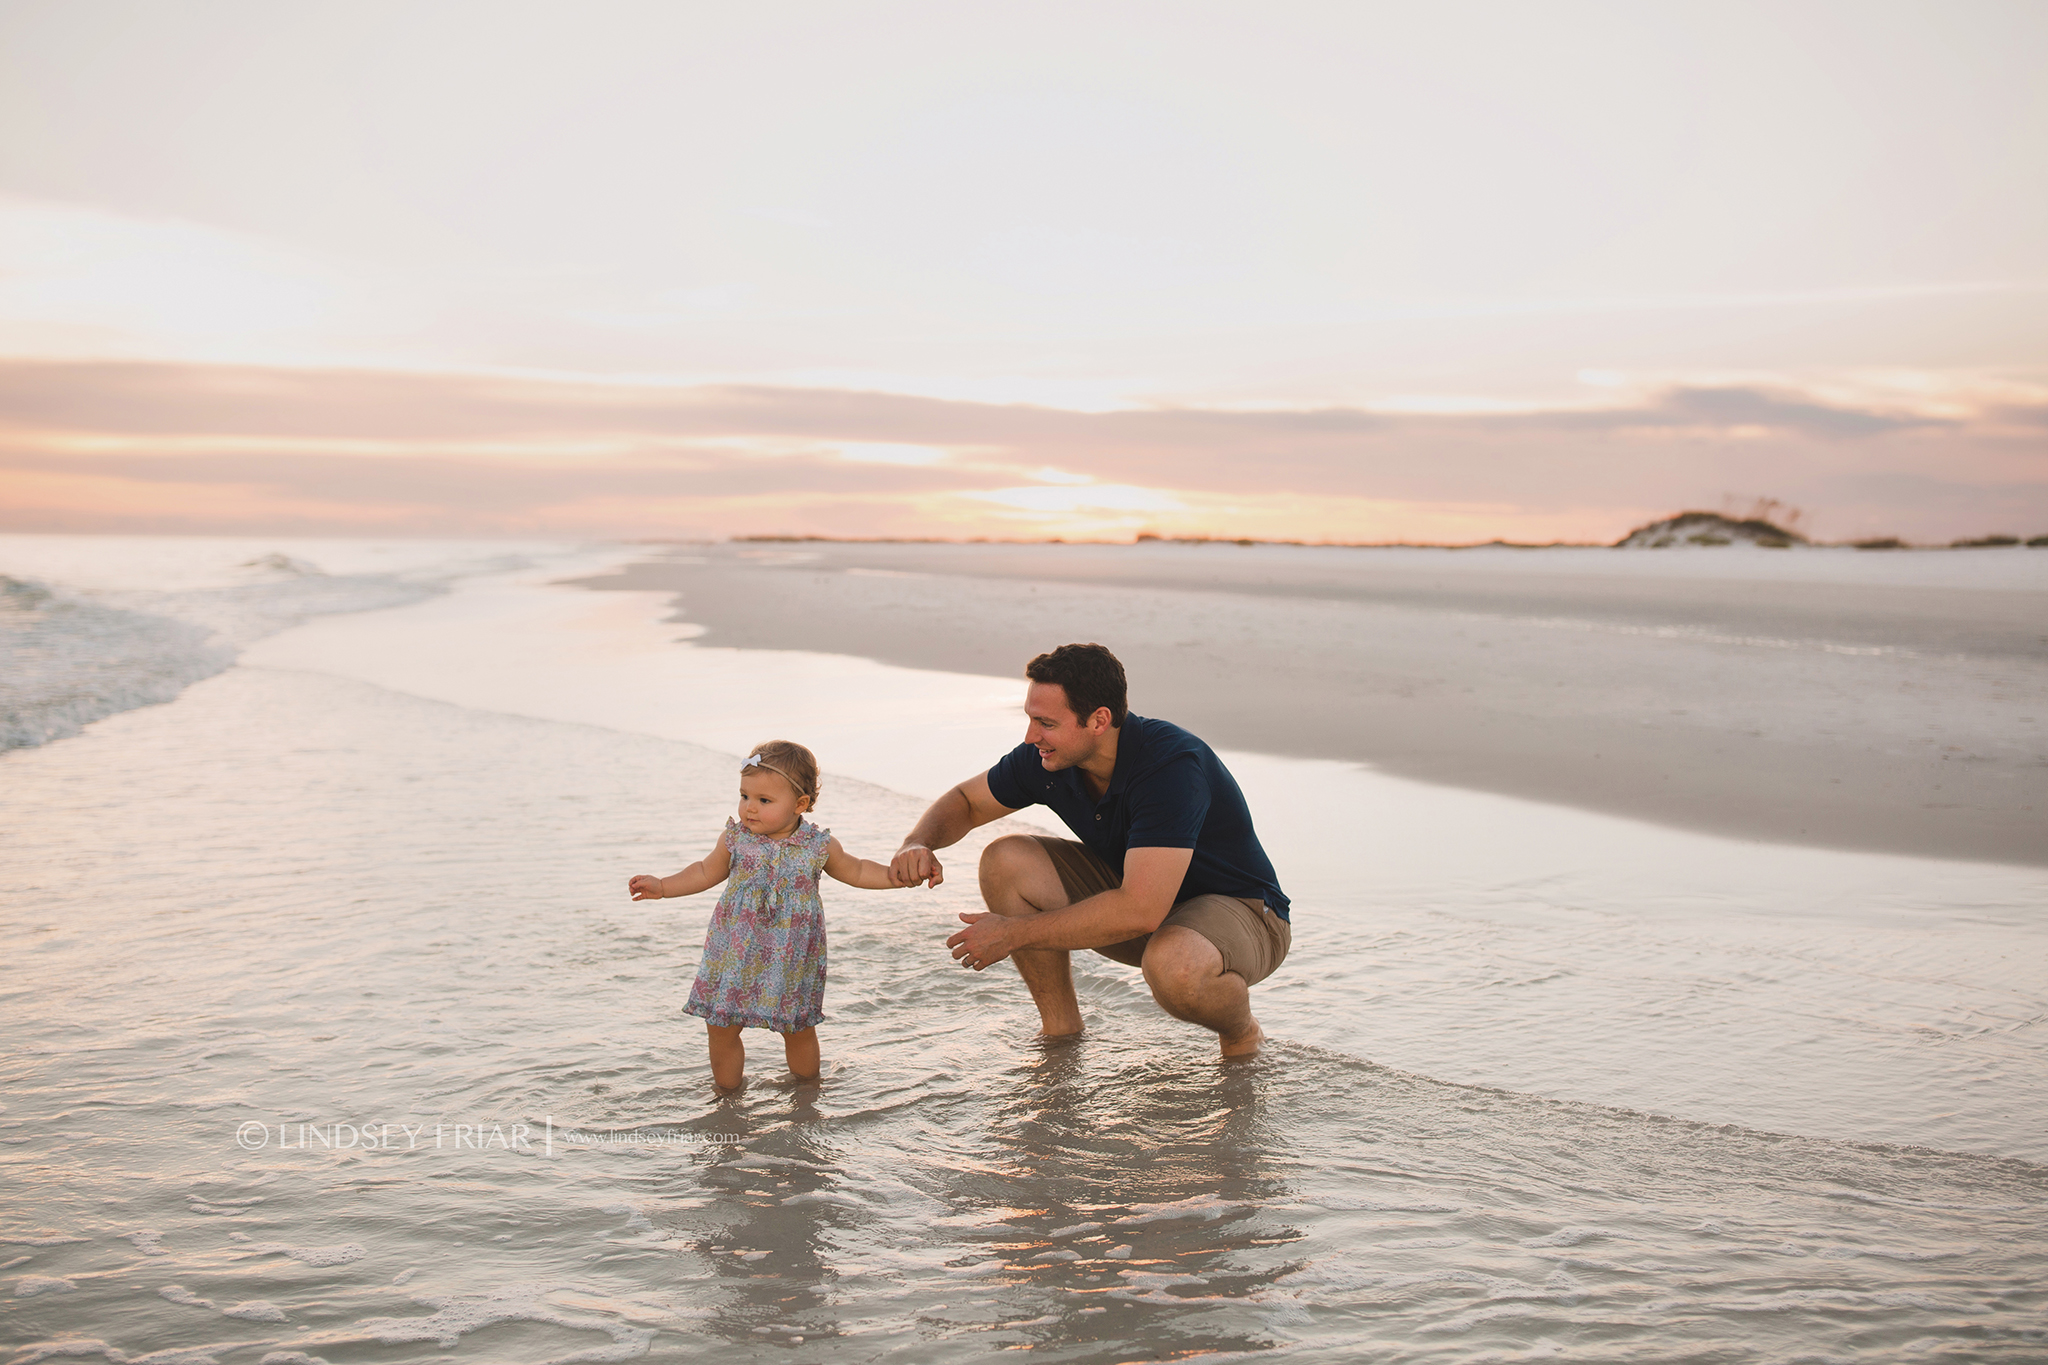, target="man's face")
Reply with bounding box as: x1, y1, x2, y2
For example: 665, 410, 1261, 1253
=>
1024, 681, 1106, 770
